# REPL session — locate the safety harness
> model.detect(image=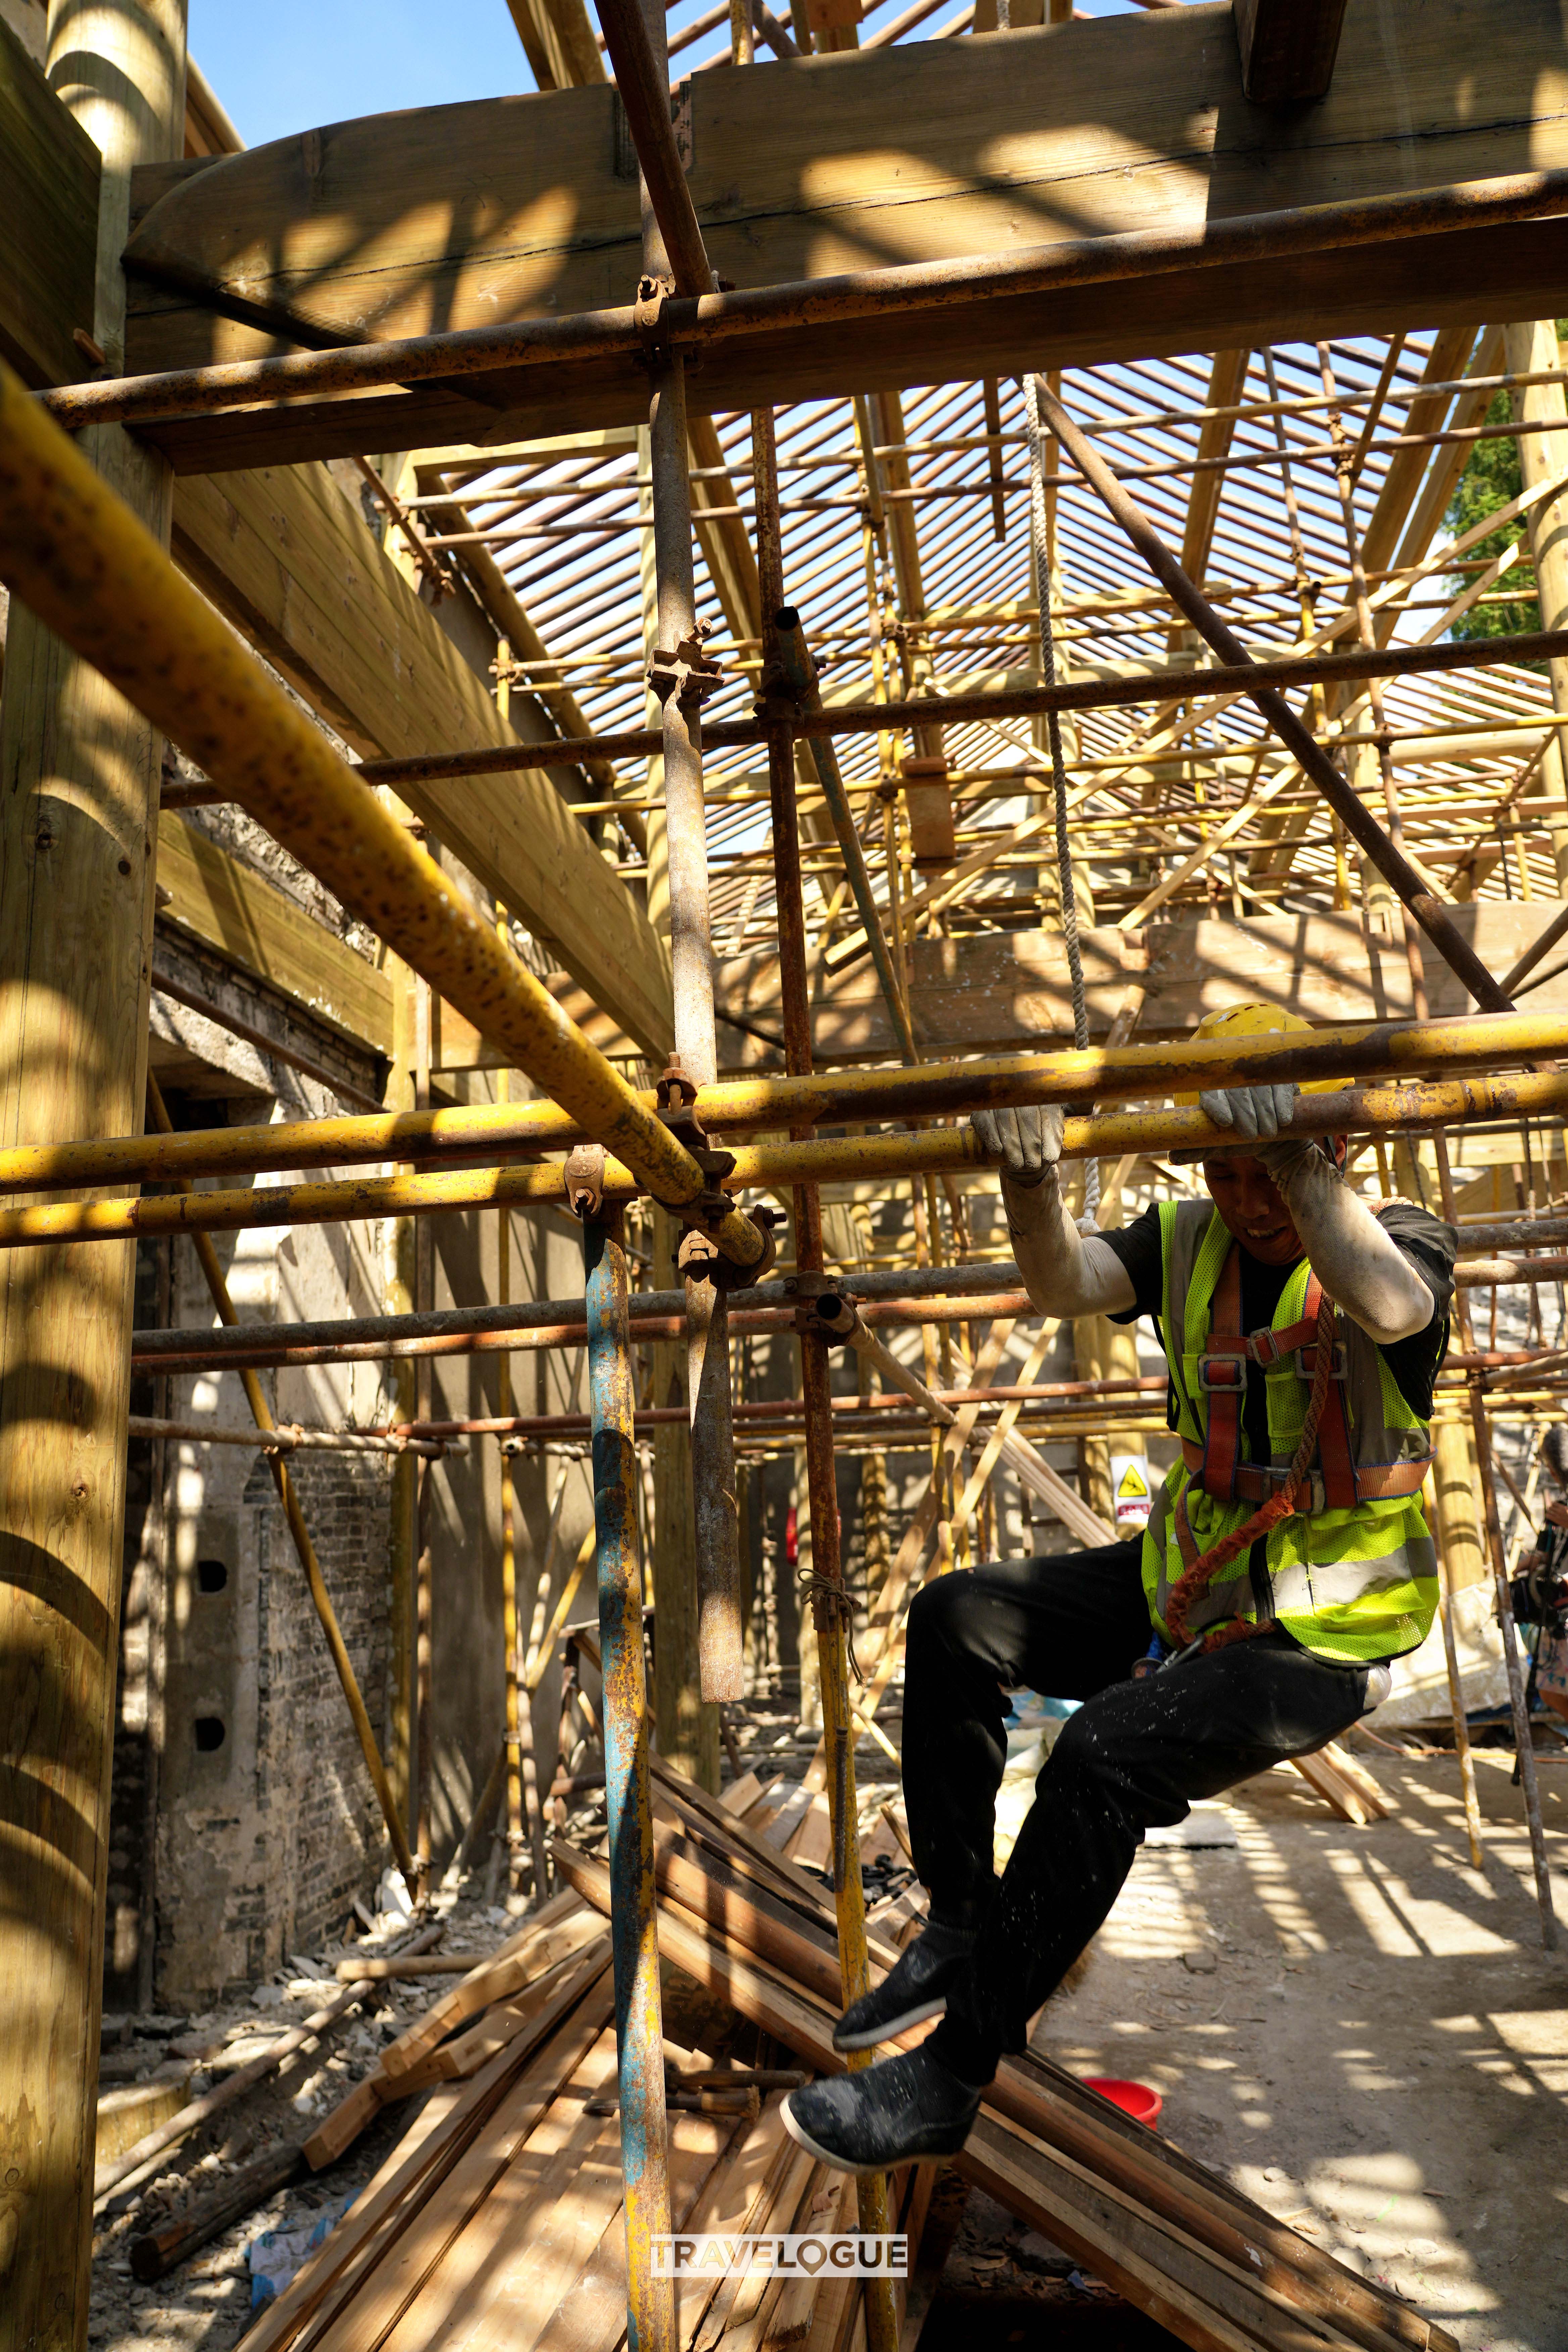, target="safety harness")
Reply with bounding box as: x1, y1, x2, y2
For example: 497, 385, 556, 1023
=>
1161, 1238, 1432, 1657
